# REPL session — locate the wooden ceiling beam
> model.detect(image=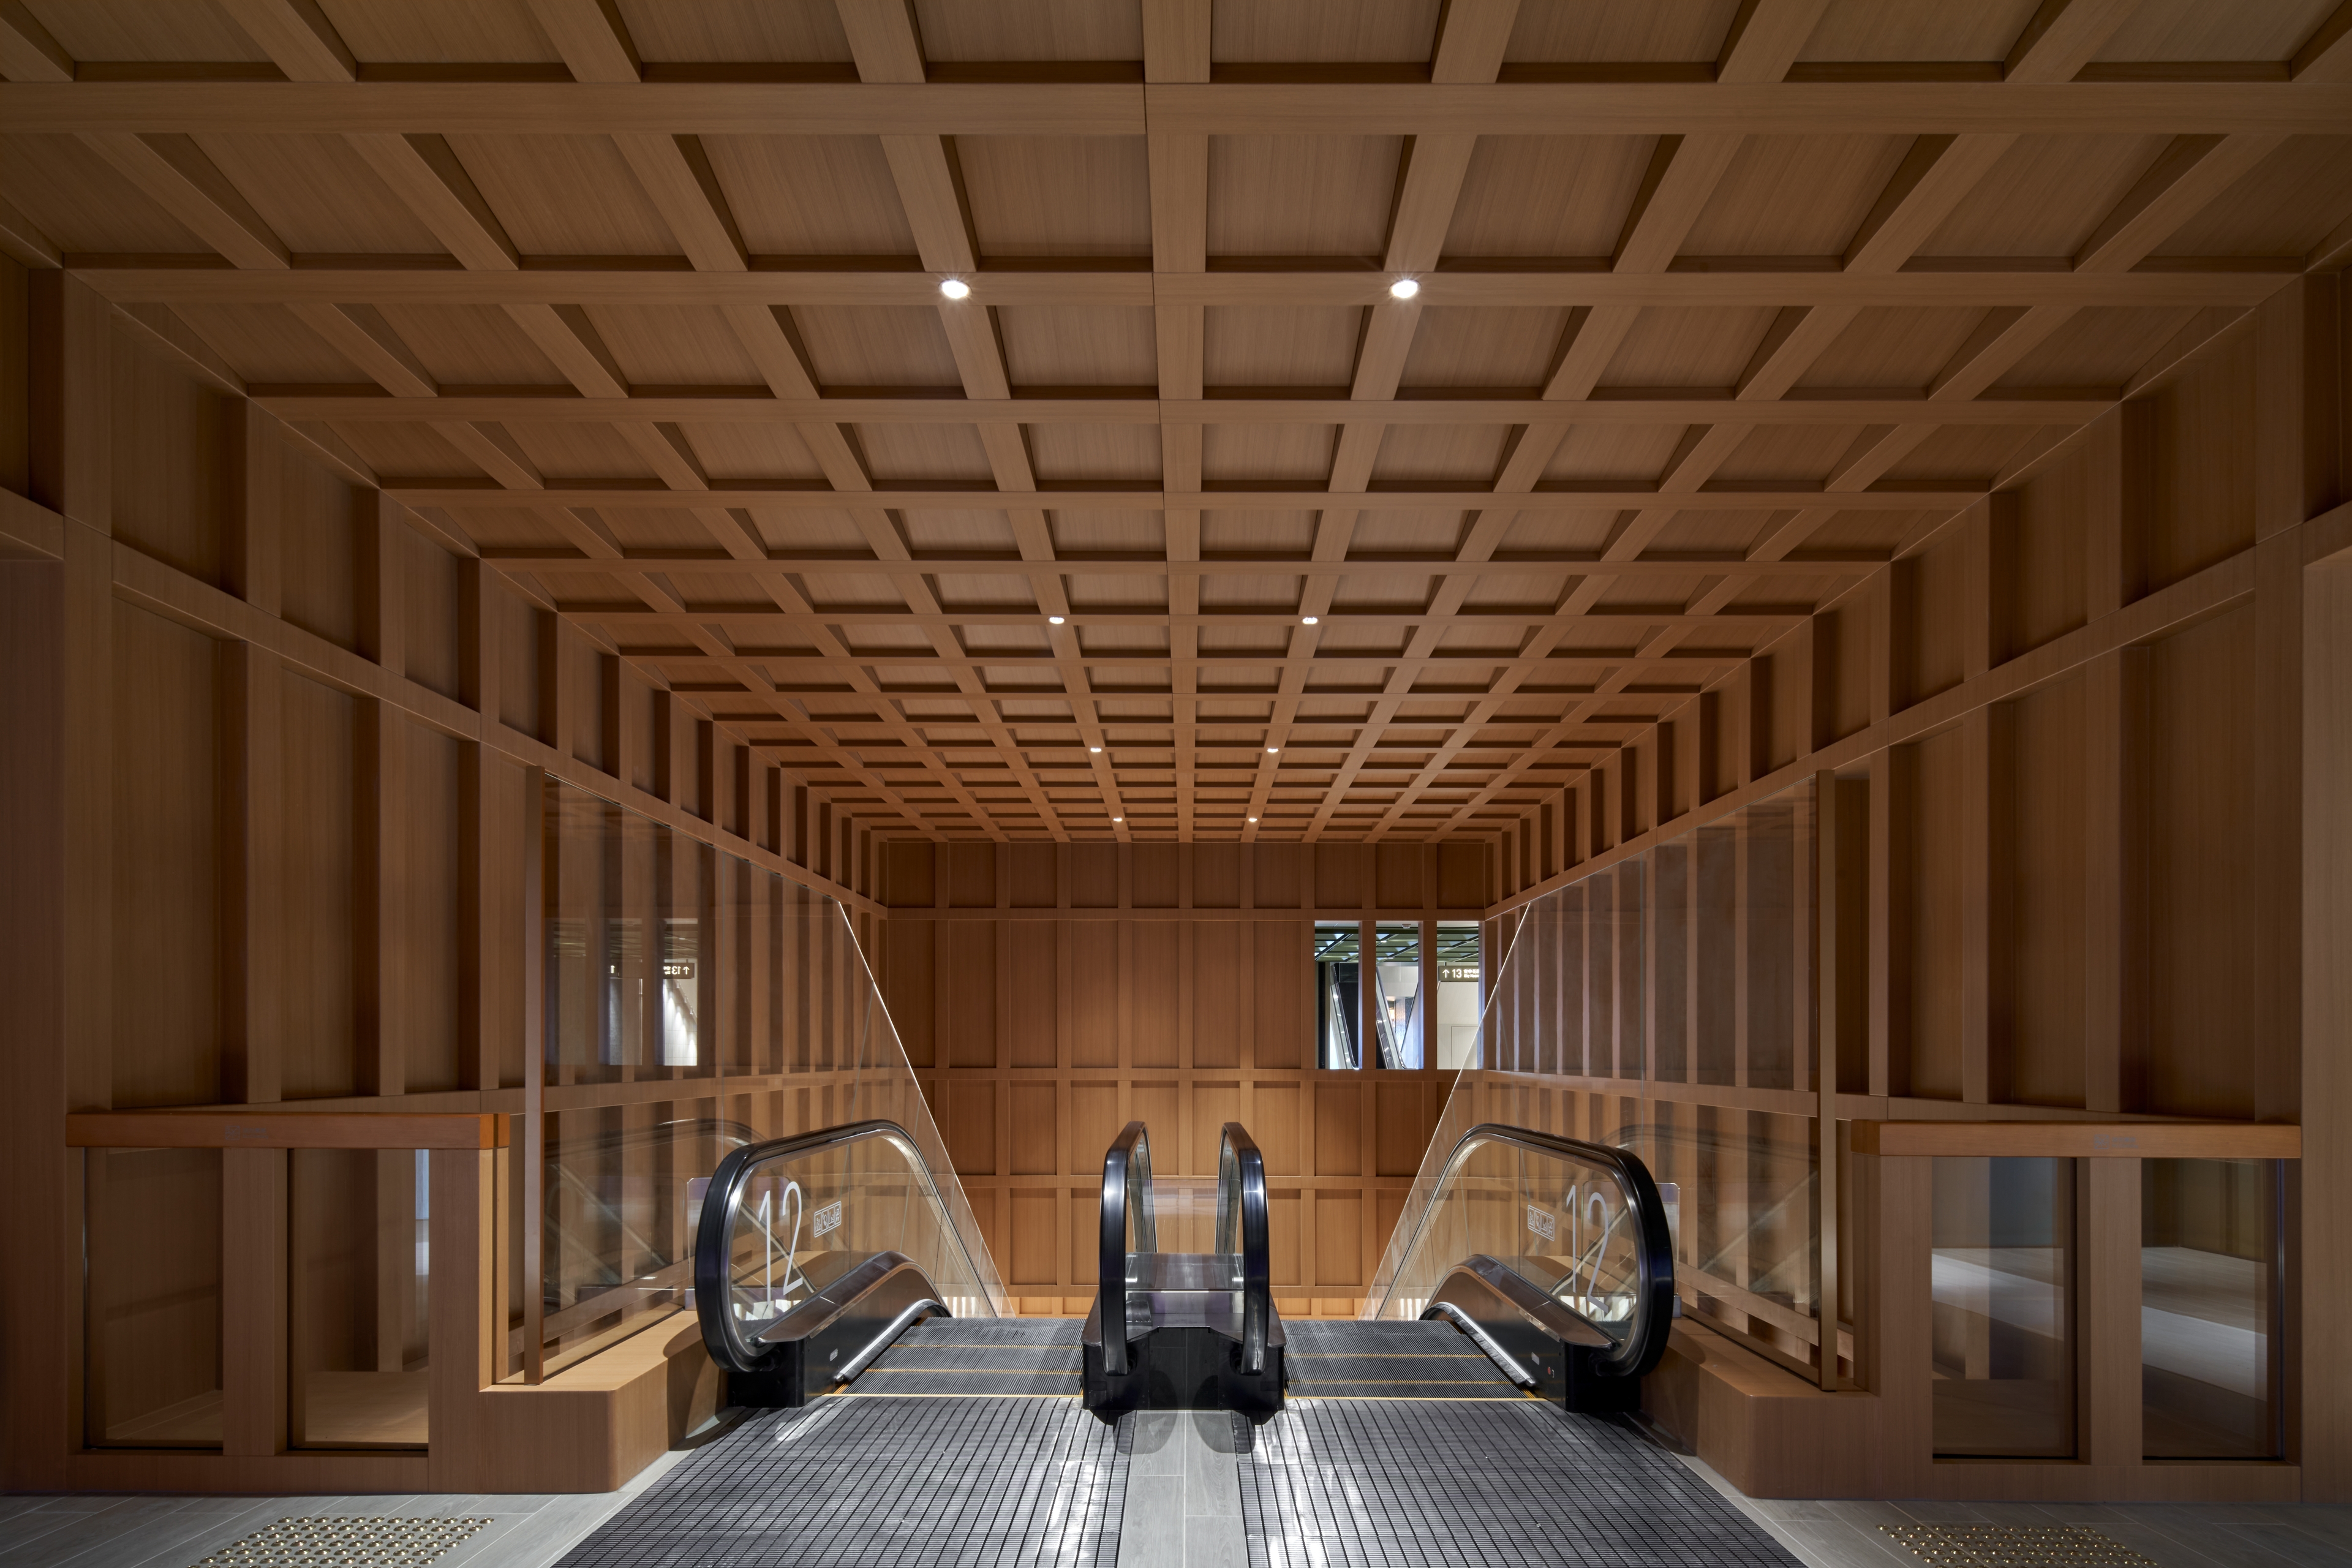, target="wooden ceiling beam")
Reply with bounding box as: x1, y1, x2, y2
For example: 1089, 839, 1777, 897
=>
388, 483, 1996, 514
80, 133, 289, 270
266, 393, 2113, 427
616, 133, 749, 272
2073, 133, 2286, 273
1716, 0, 1834, 83
2293, 0, 2352, 79
80, 266, 2283, 312
345, 134, 518, 271
211, 0, 355, 82
500, 303, 630, 398
522, 0, 643, 83
0, 1, 71, 81
287, 303, 437, 398
2003, 0, 2146, 83
17, 80, 2351, 139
